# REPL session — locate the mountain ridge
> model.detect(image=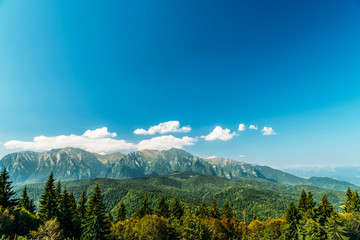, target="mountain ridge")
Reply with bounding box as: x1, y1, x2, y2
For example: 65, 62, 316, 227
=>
1, 147, 358, 191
